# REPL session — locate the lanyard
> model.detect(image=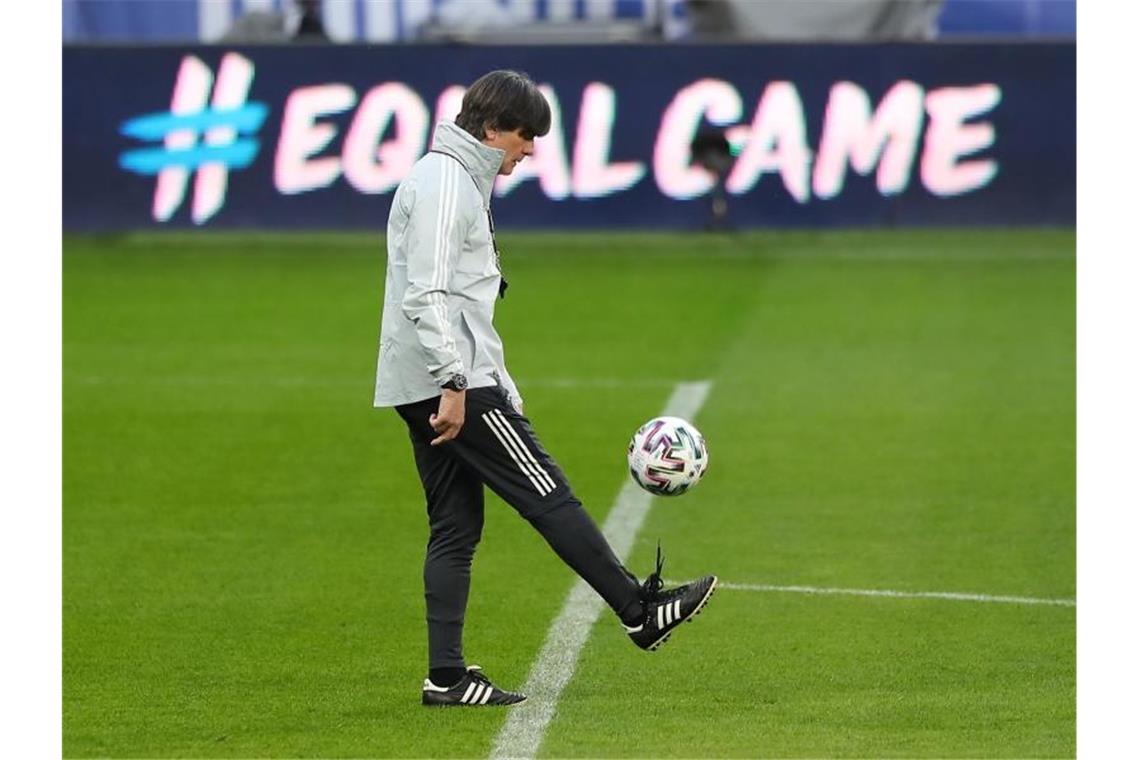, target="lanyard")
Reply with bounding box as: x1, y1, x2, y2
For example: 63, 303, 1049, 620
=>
429, 149, 509, 299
